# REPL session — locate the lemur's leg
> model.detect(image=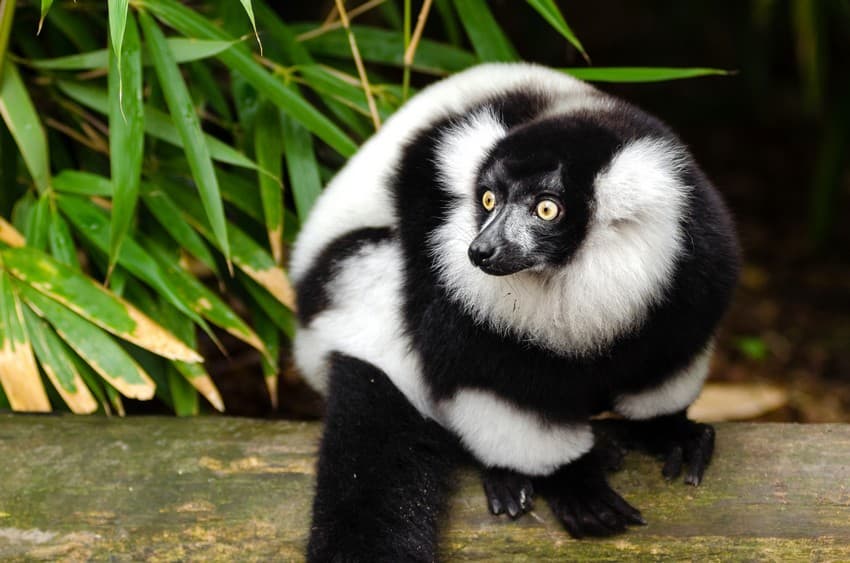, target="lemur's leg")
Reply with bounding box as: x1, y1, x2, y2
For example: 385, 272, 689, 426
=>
594, 411, 715, 486
534, 449, 646, 538
307, 353, 457, 563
